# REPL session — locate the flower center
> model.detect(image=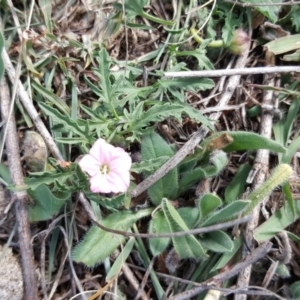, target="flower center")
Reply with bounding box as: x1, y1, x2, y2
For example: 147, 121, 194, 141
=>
100, 164, 109, 175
